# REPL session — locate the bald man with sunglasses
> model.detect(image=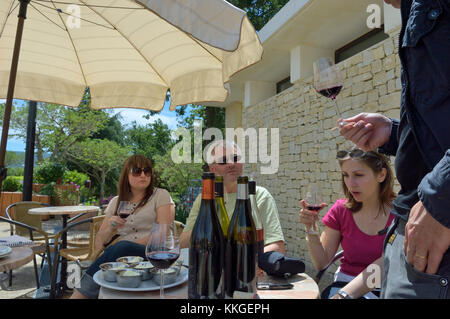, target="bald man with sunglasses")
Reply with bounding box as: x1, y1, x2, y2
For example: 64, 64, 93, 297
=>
180, 140, 285, 255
